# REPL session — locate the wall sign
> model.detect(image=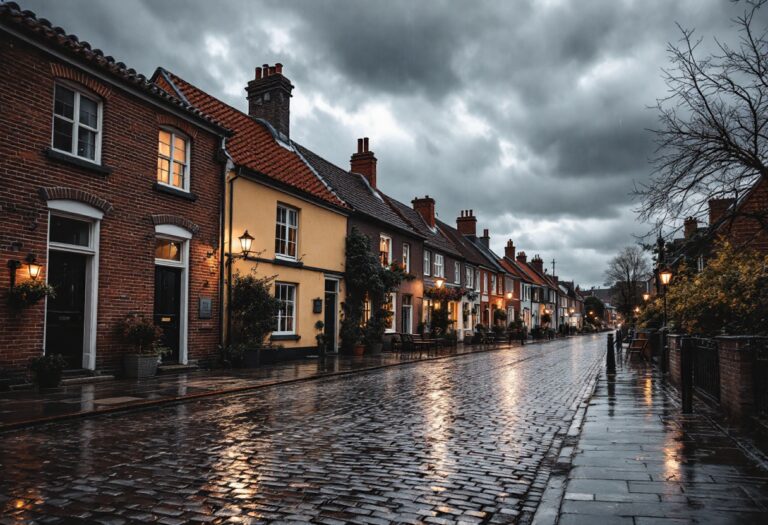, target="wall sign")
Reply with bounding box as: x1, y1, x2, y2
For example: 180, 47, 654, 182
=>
199, 297, 212, 319
312, 298, 323, 314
